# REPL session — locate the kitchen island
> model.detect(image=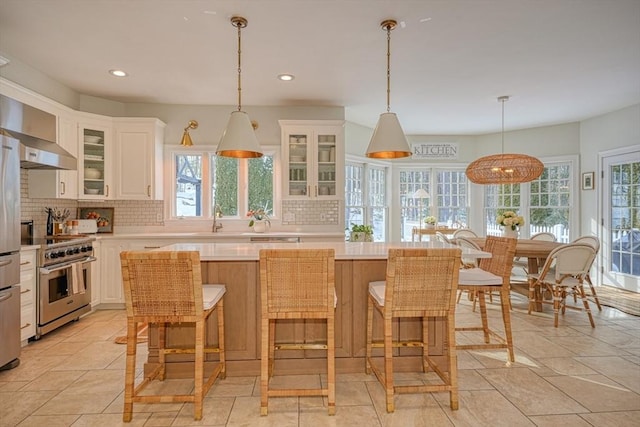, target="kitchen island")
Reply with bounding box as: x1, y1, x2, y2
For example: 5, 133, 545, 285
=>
144, 241, 490, 378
